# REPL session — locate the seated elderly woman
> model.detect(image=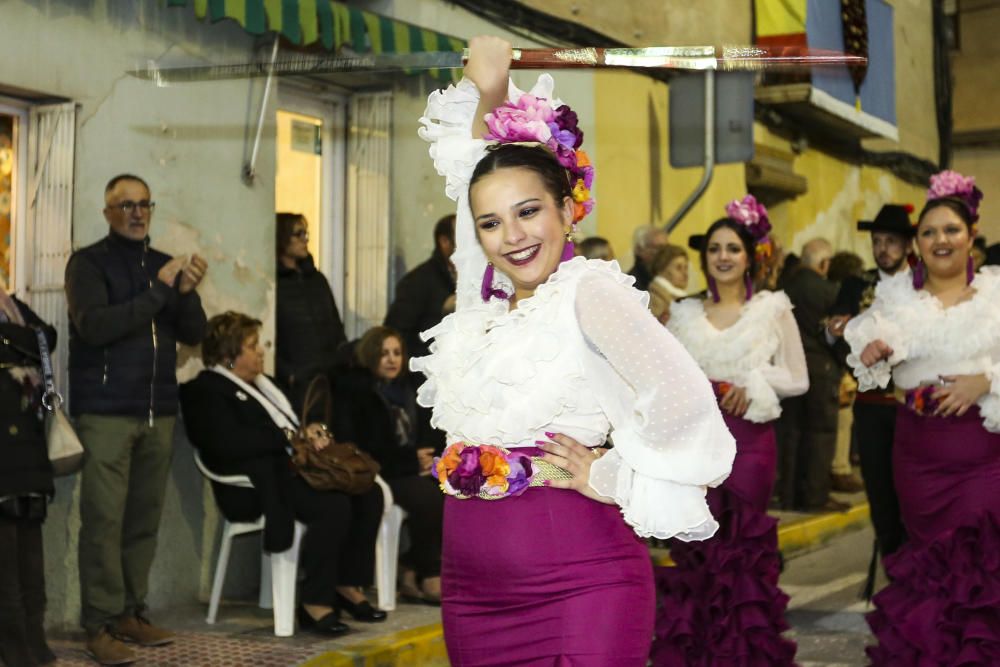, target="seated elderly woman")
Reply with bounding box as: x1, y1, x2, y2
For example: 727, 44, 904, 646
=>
332, 326, 445, 604
180, 311, 386, 636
